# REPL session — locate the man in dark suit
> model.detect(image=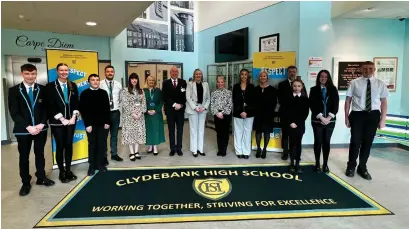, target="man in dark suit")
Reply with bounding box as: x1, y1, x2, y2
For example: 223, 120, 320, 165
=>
8, 64, 55, 196
277, 65, 298, 160
162, 66, 187, 156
